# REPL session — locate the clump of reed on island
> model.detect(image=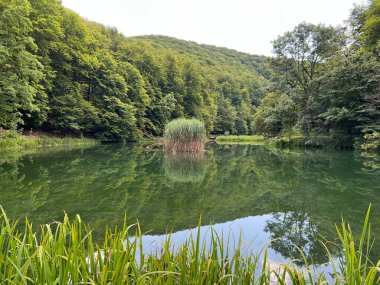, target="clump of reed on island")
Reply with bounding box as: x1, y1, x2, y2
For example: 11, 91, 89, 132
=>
164, 118, 207, 153
0, 206, 378, 284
